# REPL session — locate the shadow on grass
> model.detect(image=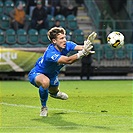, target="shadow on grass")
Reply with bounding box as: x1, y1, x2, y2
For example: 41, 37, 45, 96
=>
92, 125, 115, 131
32, 111, 116, 132
32, 111, 82, 131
